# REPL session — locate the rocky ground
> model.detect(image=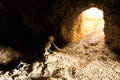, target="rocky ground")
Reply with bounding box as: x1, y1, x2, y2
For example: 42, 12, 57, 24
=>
0, 31, 120, 80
